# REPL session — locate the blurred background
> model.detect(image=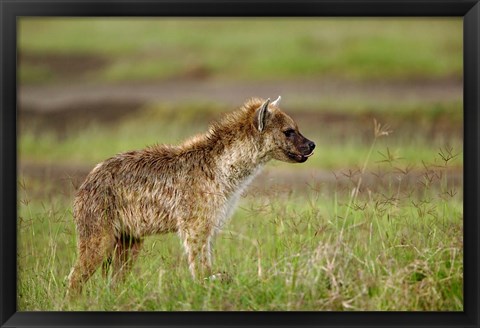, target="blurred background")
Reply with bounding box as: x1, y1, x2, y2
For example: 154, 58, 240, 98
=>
17, 17, 464, 311
18, 18, 462, 197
